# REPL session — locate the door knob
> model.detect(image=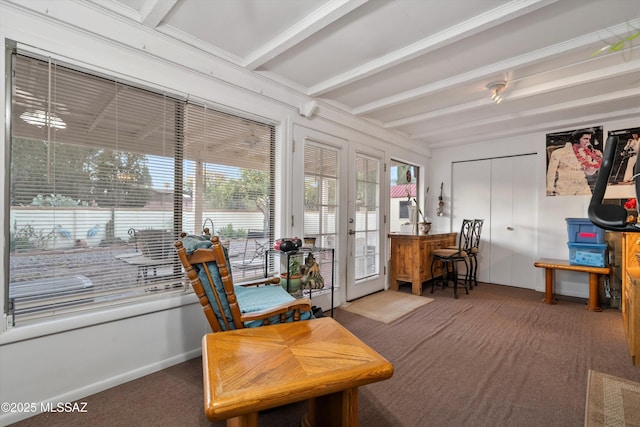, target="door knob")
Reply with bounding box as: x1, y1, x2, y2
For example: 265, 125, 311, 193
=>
506, 226, 514, 231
